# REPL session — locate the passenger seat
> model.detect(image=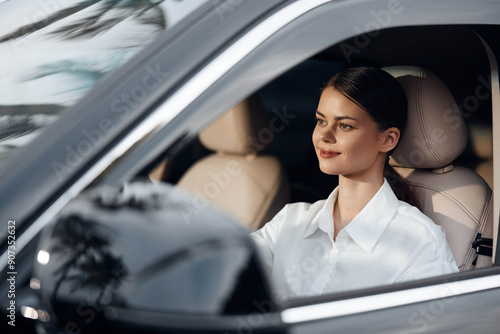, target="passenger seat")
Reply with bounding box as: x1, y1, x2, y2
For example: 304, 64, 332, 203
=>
384, 66, 494, 271
177, 95, 289, 230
